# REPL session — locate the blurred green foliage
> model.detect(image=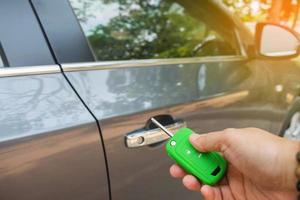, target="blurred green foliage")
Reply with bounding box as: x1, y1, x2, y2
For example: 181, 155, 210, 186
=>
223, 0, 271, 22
223, 0, 299, 26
